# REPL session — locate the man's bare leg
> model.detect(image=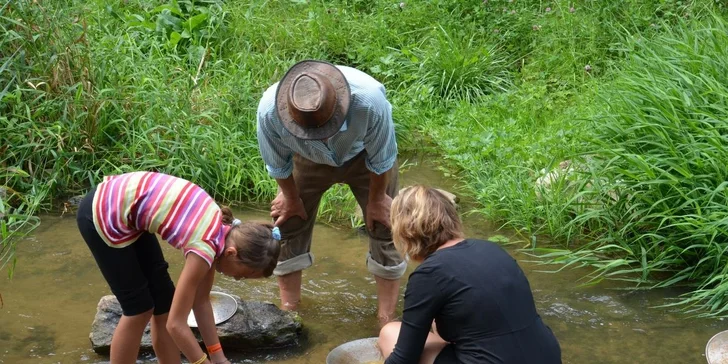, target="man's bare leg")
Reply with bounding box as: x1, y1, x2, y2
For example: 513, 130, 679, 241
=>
277, 271, 303, 311
375, 275, 400, 328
